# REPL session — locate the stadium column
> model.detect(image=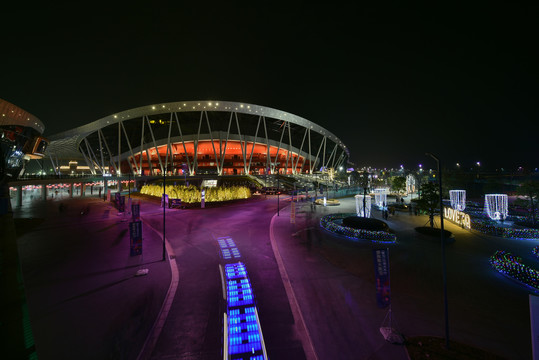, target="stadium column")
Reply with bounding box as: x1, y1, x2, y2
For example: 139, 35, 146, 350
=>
16, 186, 22, 207
81, 183, 85, 197
70, 183, 74, 198
41, 184, 47, 200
